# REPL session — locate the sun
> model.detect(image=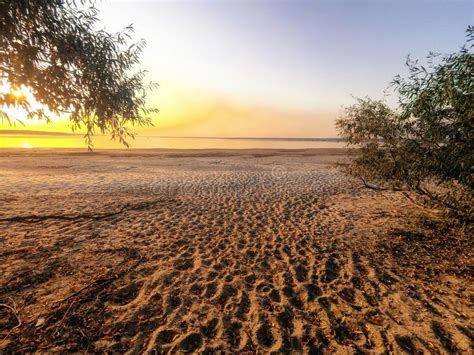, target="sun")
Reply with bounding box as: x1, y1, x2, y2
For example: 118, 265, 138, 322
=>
0, 80, 28, 101
0, 80, 32, 120
22, 142, 32, 149
0, 79, 55, 125
10, 86, 25, 99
